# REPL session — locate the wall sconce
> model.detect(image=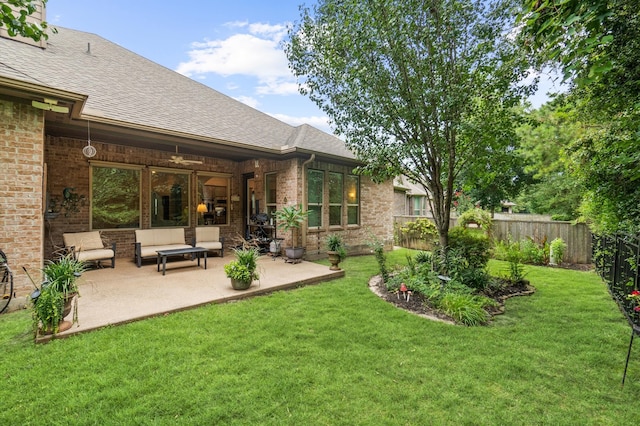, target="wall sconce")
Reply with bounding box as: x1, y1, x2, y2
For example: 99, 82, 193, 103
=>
254, 160, 260, 168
